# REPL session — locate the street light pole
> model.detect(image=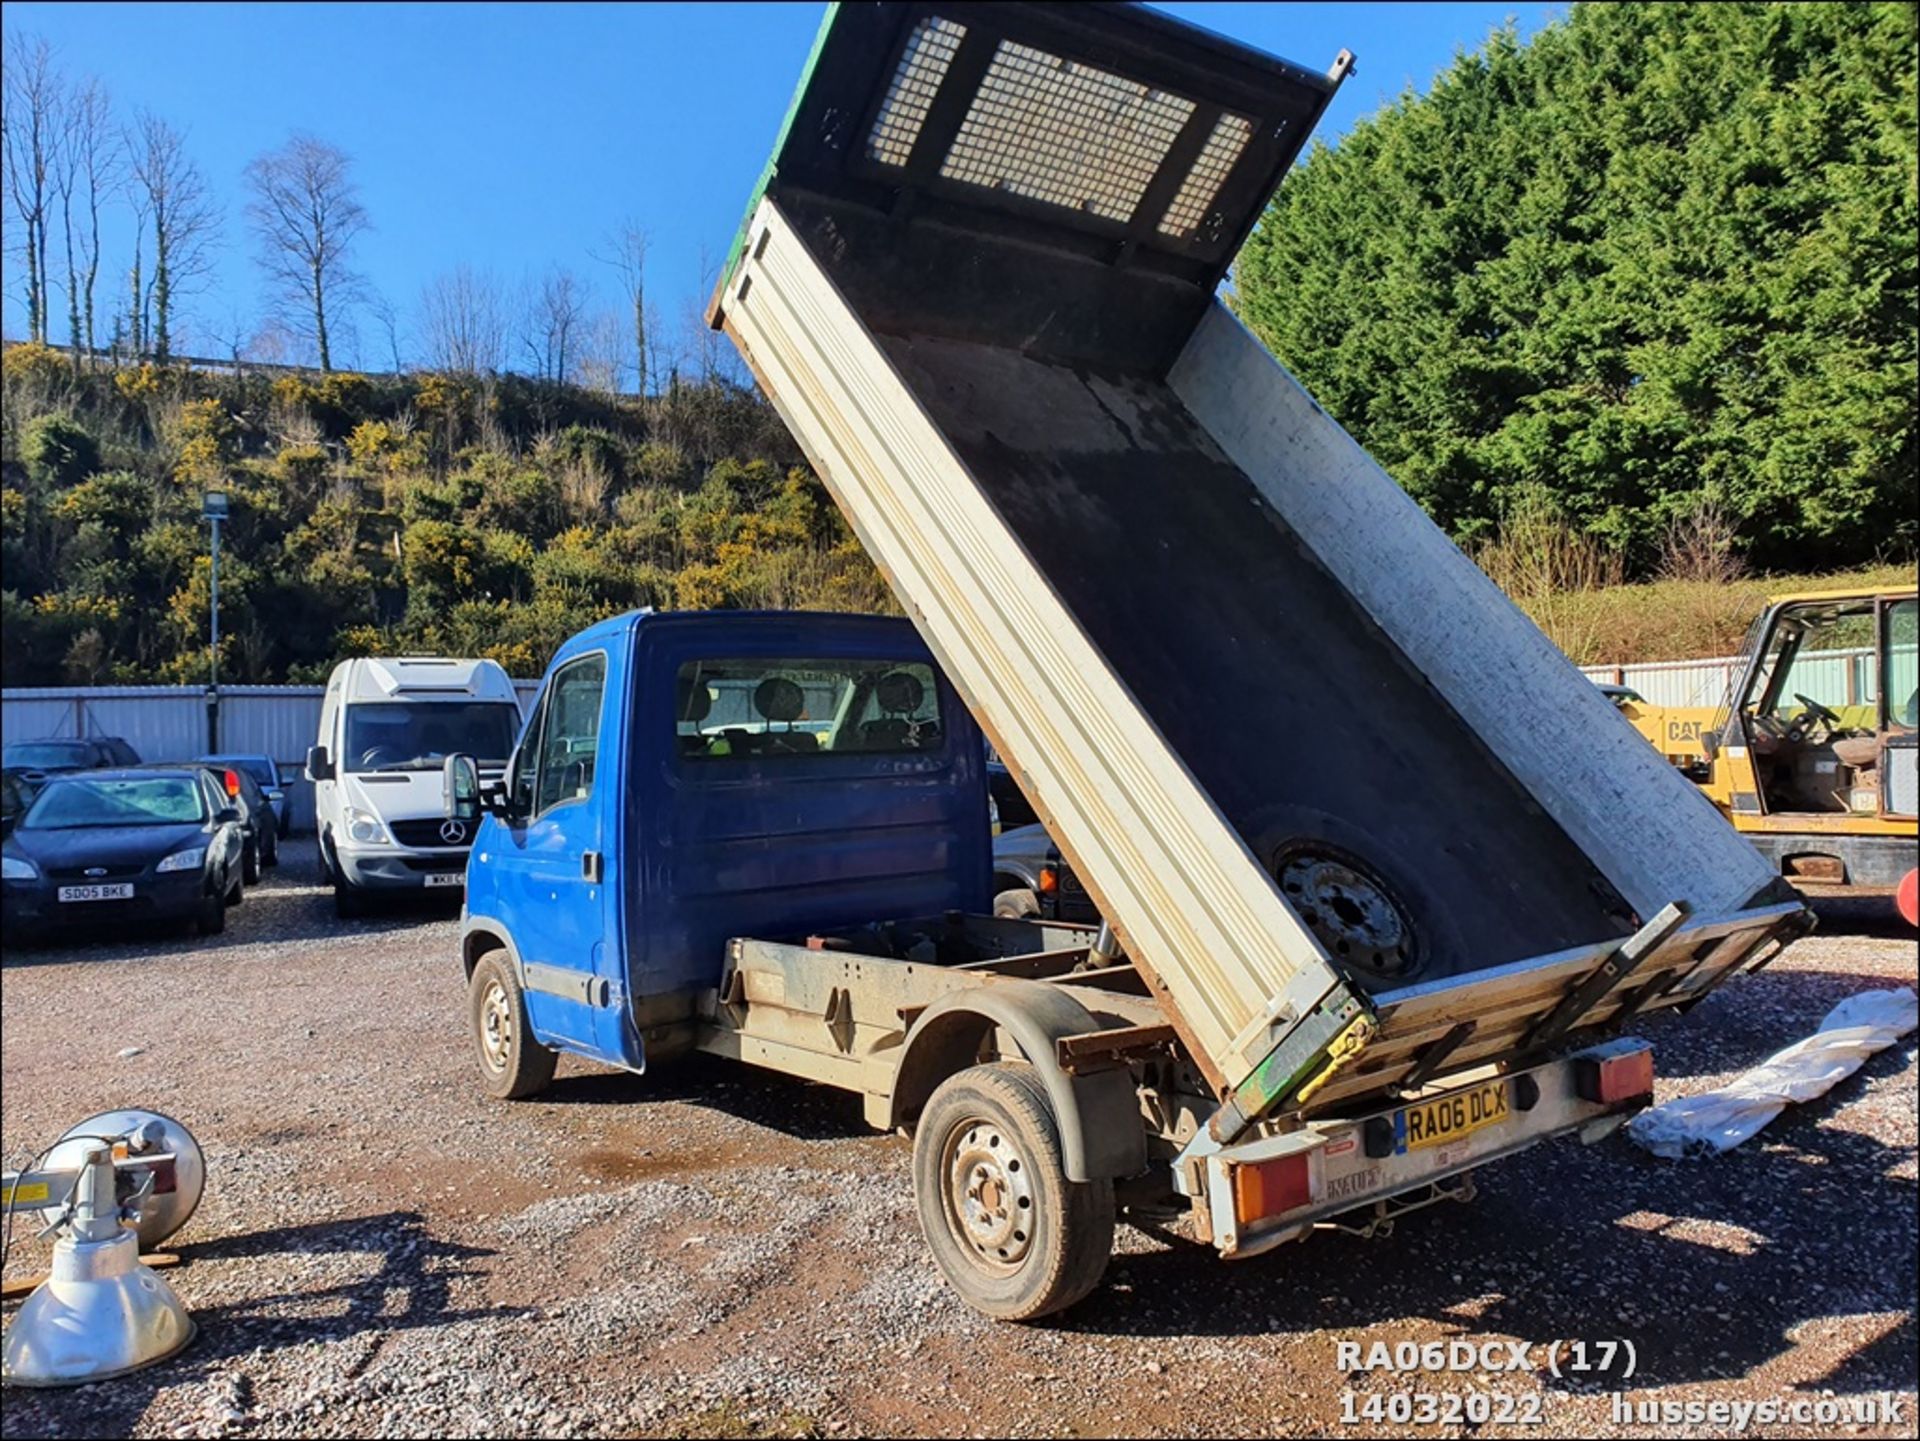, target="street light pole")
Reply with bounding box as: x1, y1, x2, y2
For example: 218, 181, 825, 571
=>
202, 490, 229, 753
